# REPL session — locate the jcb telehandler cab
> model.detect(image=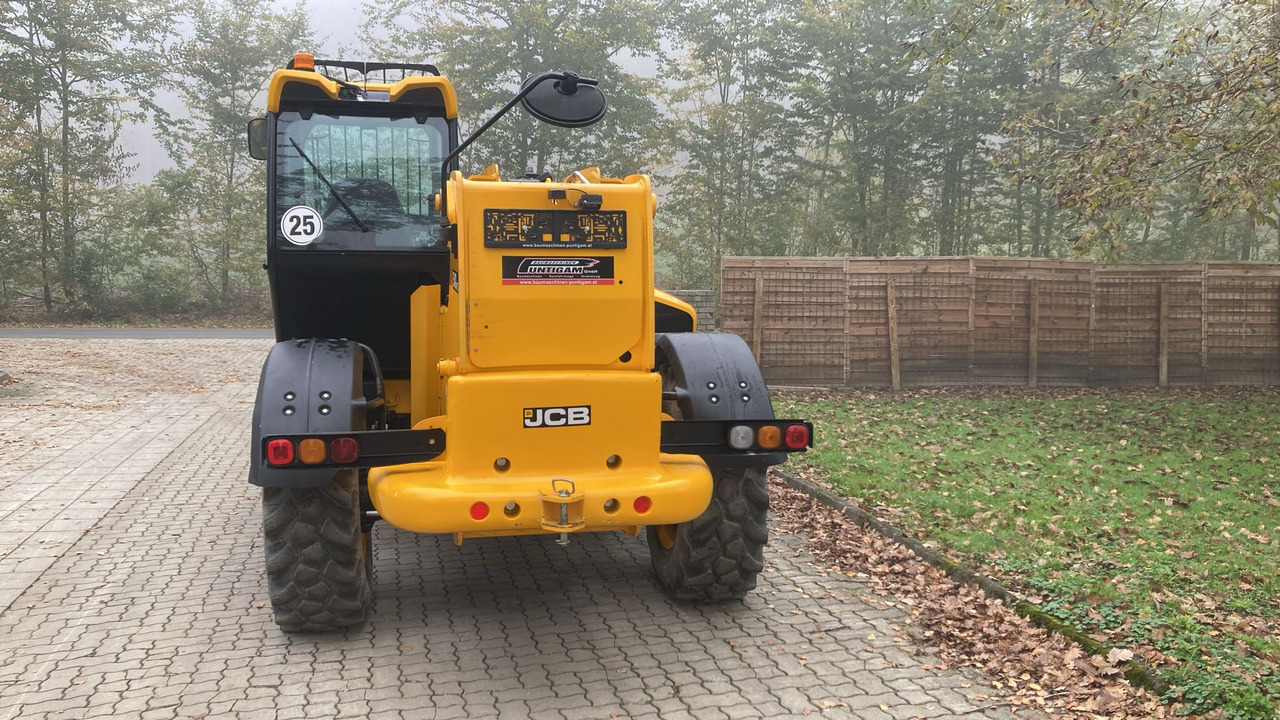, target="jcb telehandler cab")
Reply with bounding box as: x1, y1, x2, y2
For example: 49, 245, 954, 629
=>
246, 54, 811, 632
